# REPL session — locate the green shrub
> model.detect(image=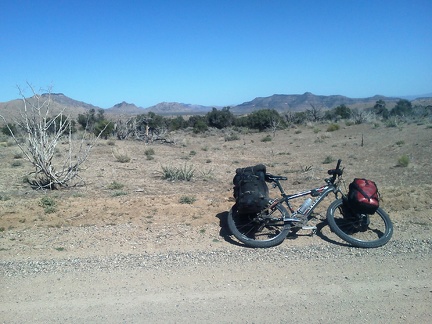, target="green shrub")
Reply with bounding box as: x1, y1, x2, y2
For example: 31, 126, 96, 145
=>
144, 148, 155, 156
11, 160, 22, 167
385, 118, 398, 128
160, 164, 195, 181
108, 181, 124, 190
179, 195, 196, 204
327, 123, 340, 132
261, 134, 272, 142
115, 154, 131, 163
224, 133, 240, 141
39, 196, 57, 214
397, 154, 410, 167
322, 156, 335, 164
